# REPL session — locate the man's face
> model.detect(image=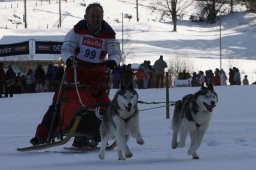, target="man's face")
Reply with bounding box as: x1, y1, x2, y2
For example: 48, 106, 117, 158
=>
85, 6, 103, 32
